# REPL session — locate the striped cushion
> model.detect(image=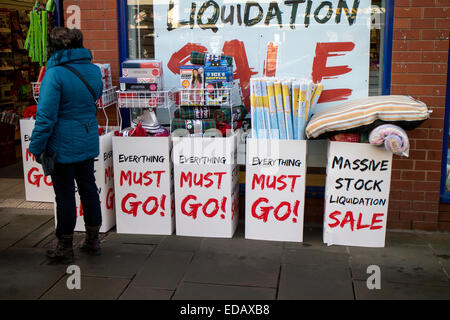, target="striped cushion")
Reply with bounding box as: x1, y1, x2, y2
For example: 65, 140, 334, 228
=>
305, 95, 429, 139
